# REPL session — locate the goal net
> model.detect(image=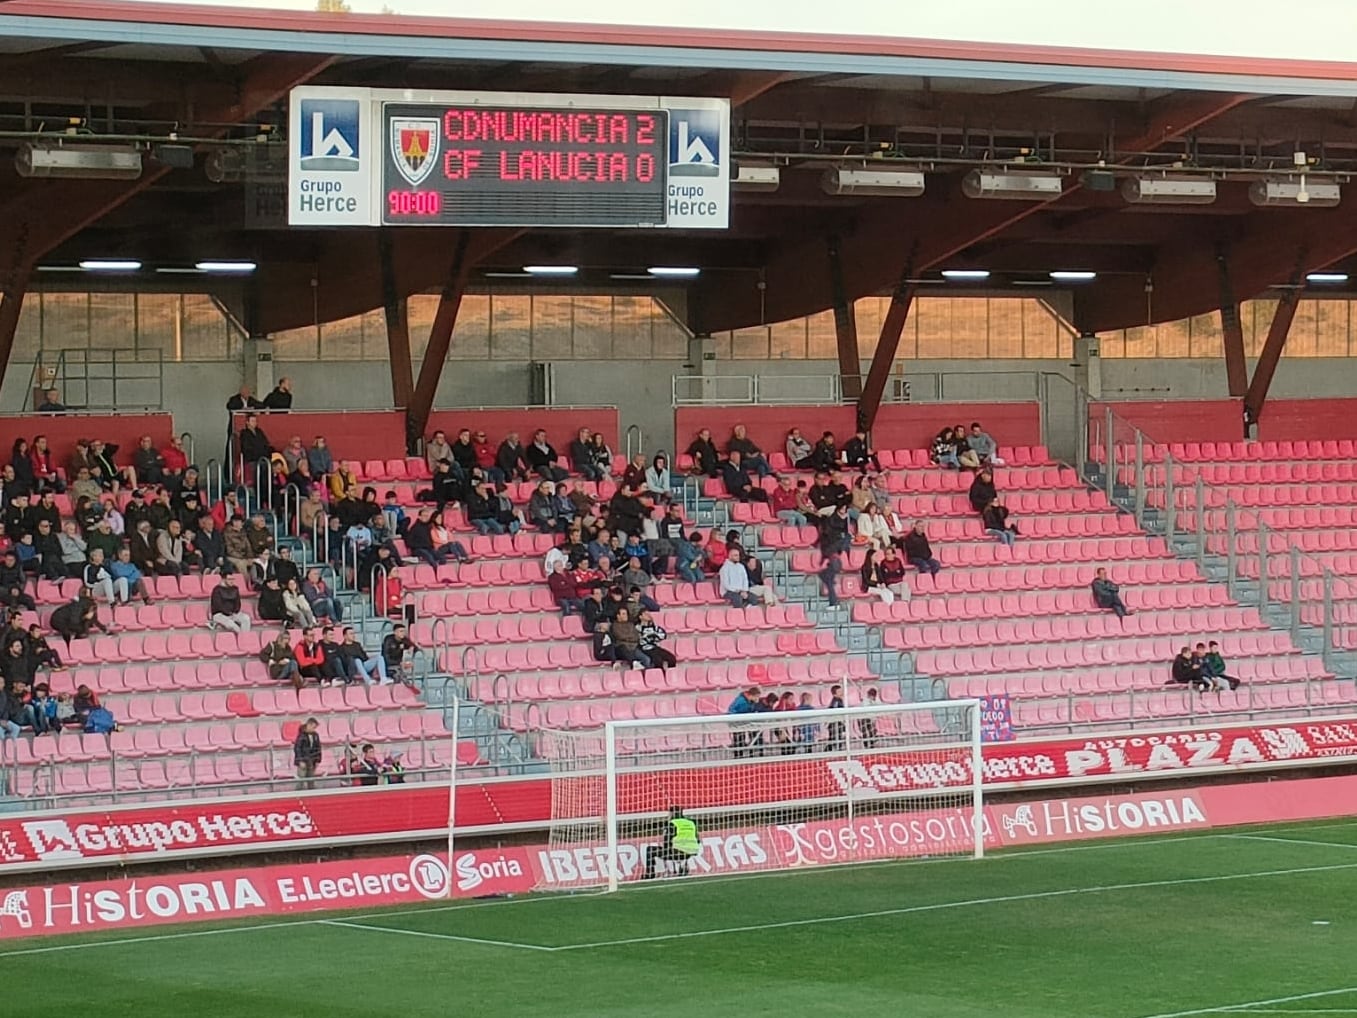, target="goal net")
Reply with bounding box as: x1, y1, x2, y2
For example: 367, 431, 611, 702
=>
537, 699, 983, 892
